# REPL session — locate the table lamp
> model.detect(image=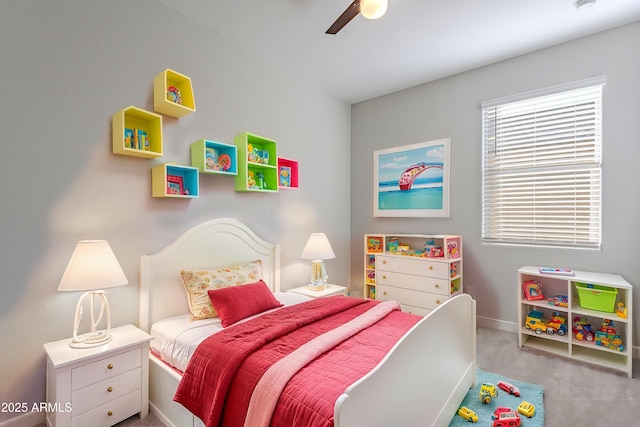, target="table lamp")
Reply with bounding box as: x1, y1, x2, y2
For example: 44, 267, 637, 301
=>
57, 240, 128, 348
300, 233, 335, 291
